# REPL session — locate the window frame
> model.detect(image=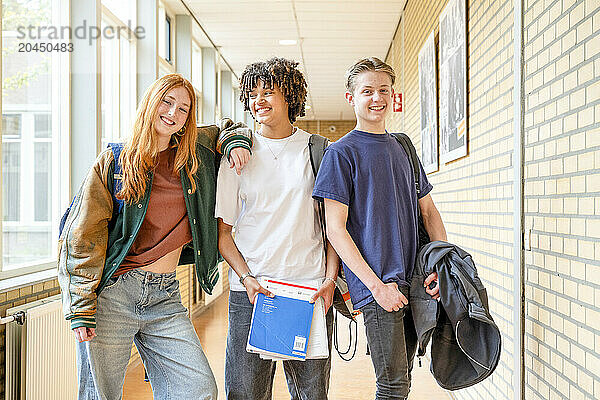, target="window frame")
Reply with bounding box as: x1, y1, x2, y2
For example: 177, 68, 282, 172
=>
0, 0, 71, 280
158, 2, 176, 70
165, 14, 172, 63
